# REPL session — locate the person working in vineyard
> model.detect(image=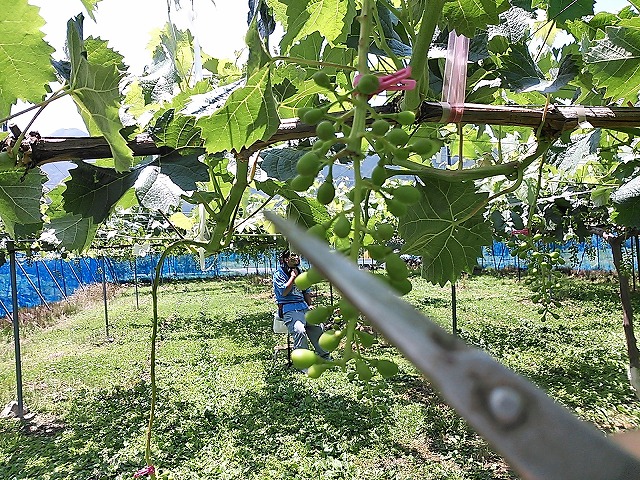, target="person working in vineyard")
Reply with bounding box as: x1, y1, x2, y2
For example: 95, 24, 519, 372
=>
273, 249, 330, 365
